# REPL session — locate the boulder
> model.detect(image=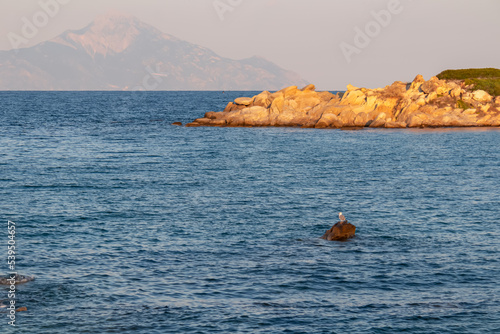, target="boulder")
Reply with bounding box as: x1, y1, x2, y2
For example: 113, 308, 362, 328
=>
318, 91, 337, 102
205, 111, 221, 119
385, 121, 407, 128
223, 102, 234, 112
274, 110, 310, 127
450, 87, 462, 98
425, 92, 438, 103
338, 108, 358, 126
406, 113, 427, 128
321, 221, 356, 241
341, 90, 366, 105
353, 112, 370, 127
268, 98, 285, 125
409, 74, 425, 91
412, 74, 425, 84
240, 106, 270, 126
234, 97, 254, 106
421, 76, 444, 94
285, 90, 322, 112
171, 122, 182, 126
472, 90, 493, 103
369, 118, 386, 128
301, 84, 316, 91
281, 85, 298, 97
479, 104, 491, 113
346, 84, 359, 91
253, 91, 272, 108
315, 113, 343, 128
